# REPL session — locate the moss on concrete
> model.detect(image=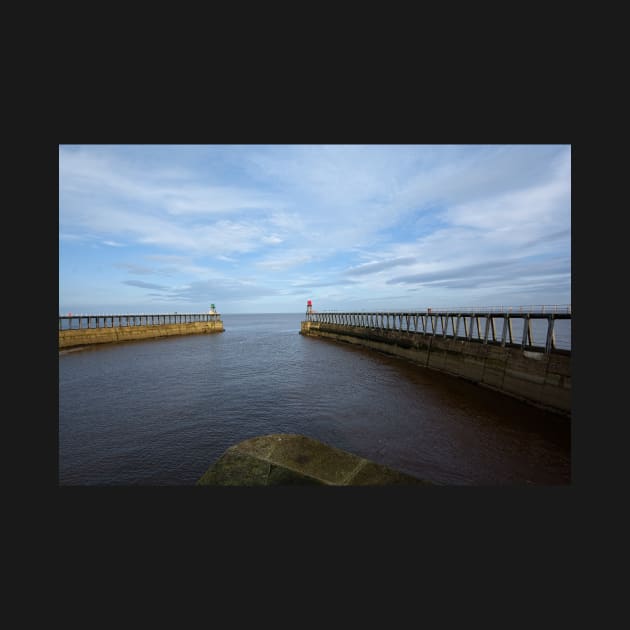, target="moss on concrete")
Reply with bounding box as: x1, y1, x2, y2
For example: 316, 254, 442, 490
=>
197, 434, 431, 486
